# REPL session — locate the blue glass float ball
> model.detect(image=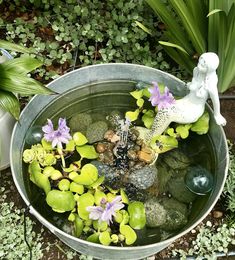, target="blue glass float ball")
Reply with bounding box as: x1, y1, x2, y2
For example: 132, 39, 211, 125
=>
25, 126, 44, 145
185, 166, 213, 195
